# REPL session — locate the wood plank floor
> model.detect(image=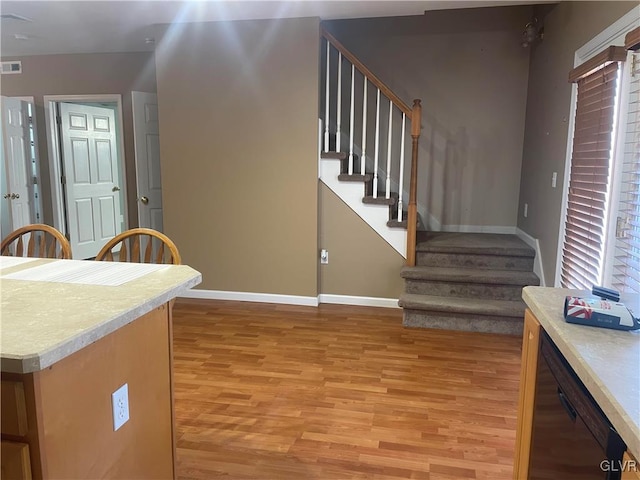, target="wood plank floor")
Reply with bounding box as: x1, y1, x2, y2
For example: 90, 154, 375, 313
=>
172, 299, 522, 480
